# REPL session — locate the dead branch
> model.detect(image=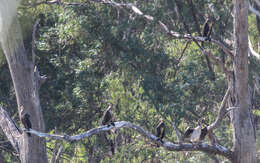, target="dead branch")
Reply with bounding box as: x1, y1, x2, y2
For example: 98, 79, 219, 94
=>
205, 50, 232, 77
51, 140, 59, 163
255, 0, 260, 7
54, 145, 63, 163
0, 106, 21, 152
0, 104, 234, 161
208, 87, 231, 131
254, 76, 260, 94
171, 122, 182, 143
248, 38, 260, 60
211, 39, 234, 59
24, 121, 233, 161
249, 0, 260, 19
